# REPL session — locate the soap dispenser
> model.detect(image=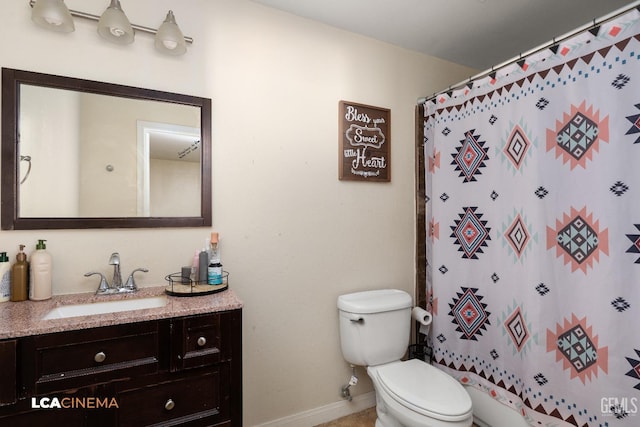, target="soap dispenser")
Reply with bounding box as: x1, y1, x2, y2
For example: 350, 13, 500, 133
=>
29, 239, 52, 301
0, 252, 10, 302
10, 245, 29, 302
